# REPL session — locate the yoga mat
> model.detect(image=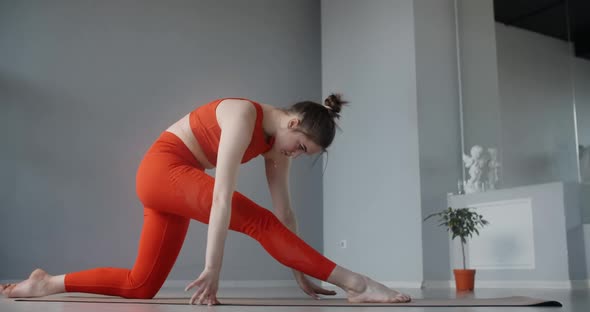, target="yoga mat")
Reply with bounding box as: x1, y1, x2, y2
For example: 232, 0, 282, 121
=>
16, 296, 562, 307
